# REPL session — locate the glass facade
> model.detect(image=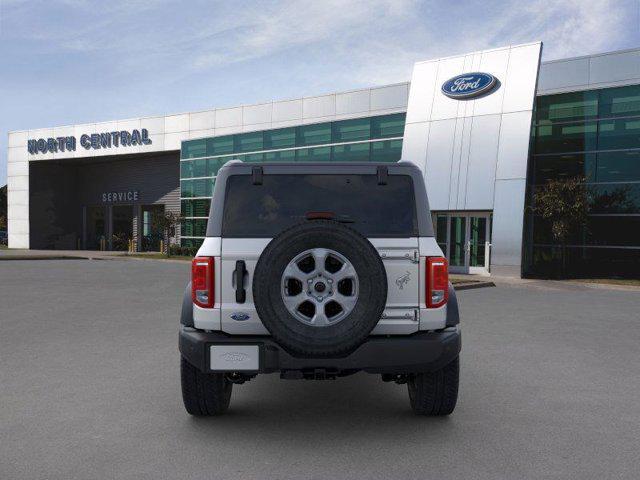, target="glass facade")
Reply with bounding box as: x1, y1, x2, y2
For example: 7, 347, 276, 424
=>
180, 113, 406, 247
524, 84, 640, 278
